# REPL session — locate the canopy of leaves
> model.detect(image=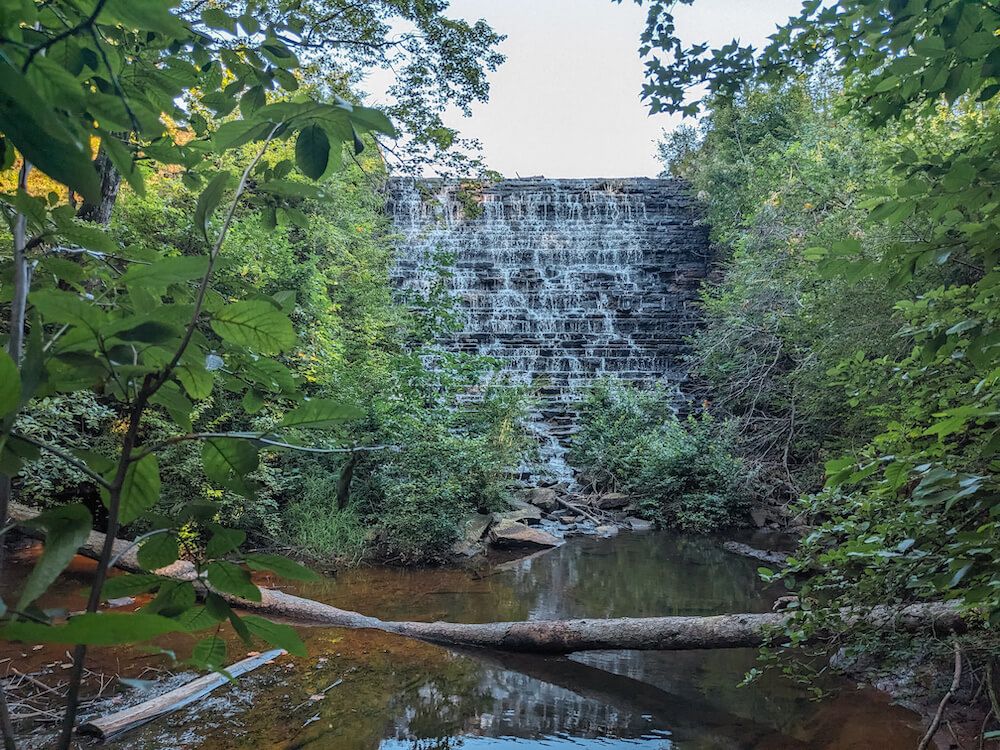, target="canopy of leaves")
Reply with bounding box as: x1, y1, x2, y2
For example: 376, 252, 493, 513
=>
646, 0, 999, 658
